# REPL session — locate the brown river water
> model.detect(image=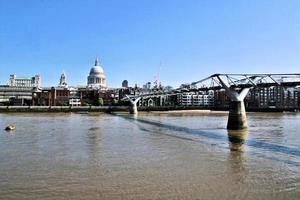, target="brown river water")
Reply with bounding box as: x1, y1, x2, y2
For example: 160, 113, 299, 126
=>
0, 112, 299, 200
